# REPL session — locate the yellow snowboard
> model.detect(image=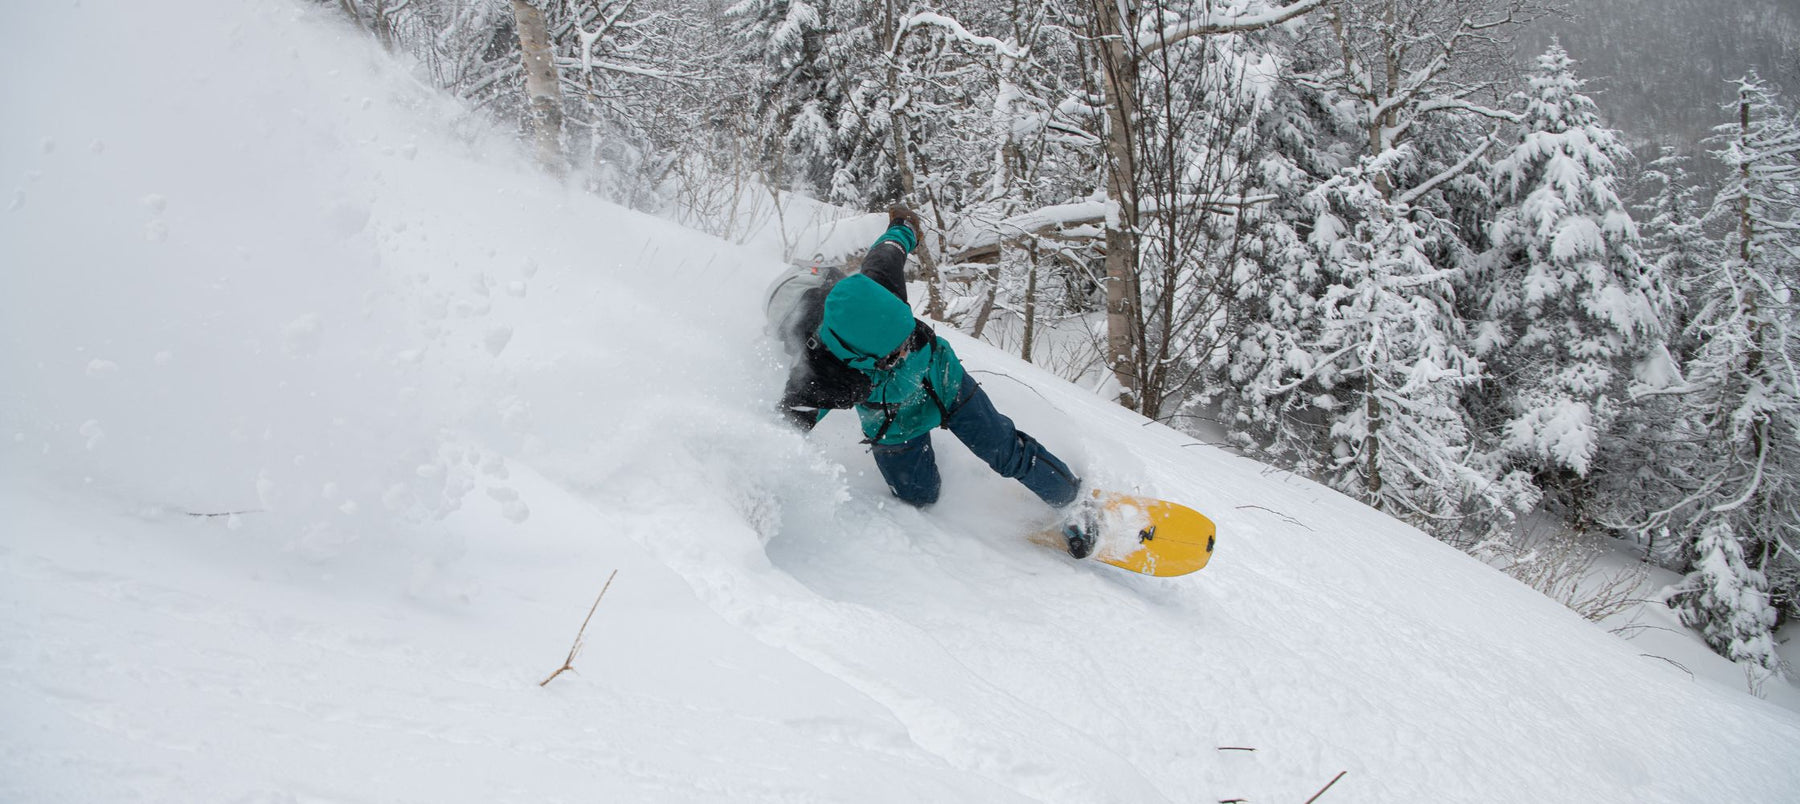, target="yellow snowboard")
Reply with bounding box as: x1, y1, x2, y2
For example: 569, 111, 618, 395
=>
1032, 490, 1216, 577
